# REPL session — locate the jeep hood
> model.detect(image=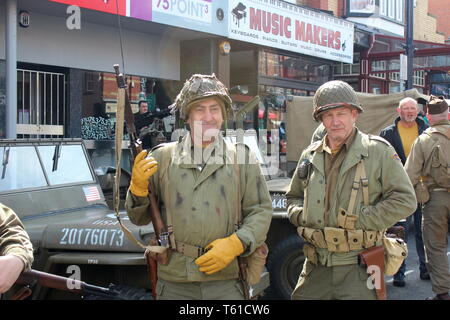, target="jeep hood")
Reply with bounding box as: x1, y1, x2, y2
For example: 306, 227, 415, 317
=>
22, 205, 153, 253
